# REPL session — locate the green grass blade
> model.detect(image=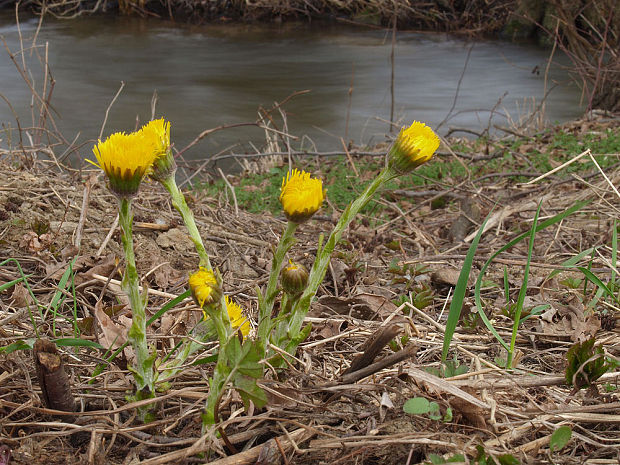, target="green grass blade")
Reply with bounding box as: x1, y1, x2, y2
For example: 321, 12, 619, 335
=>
507, 201, 541, 369
475, 200, 589, 351
441, 212, 491, 363
0, 276, 30, 292
147, 289, 191, 326
47, 258, 77, 336
577, 266, 620, 305
47, 259, 76, 315
503, 266, 510, 305
1, 258, 41, 335
54, 338, 104, 349
546, 247, 597, 281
